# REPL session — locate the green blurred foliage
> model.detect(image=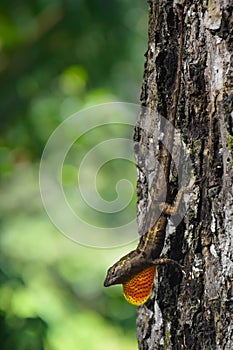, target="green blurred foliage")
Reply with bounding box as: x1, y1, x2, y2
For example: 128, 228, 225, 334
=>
0, 0, 147, 349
